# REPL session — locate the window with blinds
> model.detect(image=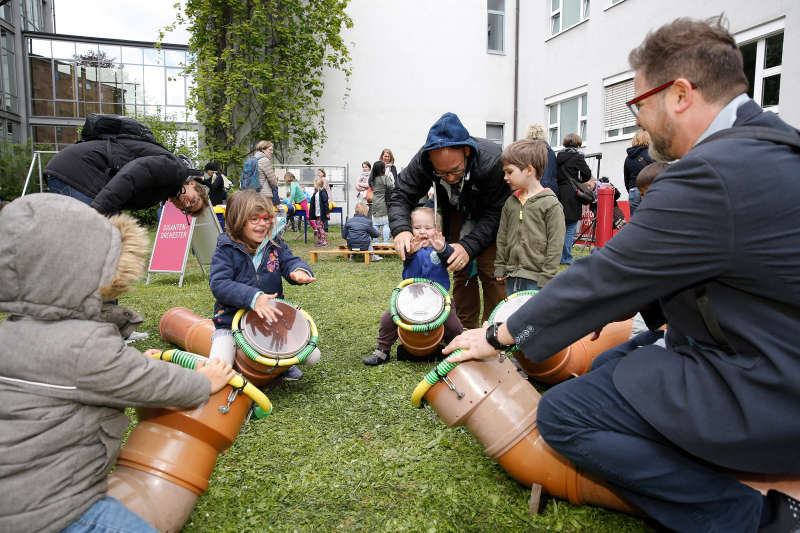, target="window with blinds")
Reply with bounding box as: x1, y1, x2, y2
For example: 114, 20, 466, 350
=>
604, 78, 639, 140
